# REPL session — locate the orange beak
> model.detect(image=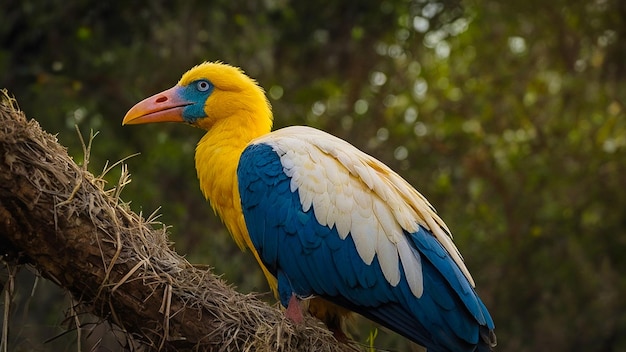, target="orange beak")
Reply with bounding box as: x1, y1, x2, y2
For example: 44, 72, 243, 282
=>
122, 86, 192, 125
